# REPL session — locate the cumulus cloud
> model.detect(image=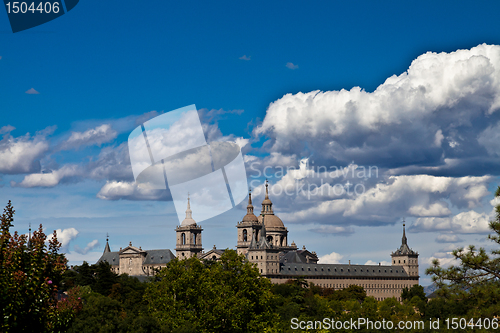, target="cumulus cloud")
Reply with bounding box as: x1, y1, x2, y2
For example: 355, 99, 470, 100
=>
0, 125, 15, 135
87, 142, 133, 182
13, 164, 82, 187
256, 44, 500, 175
411, 210, 491, 234
97, 181, 170, 201
25, 88, 39, 94
318, 251, 344, 264
0, 132, 49, 174
239, 55, 251, 61
74, 239, 100, 255
435, 234, 463, 243
47, 228, 79, 252
286, 62, 298, 70
62, 124, 117, 150
273, 173, 491, 226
